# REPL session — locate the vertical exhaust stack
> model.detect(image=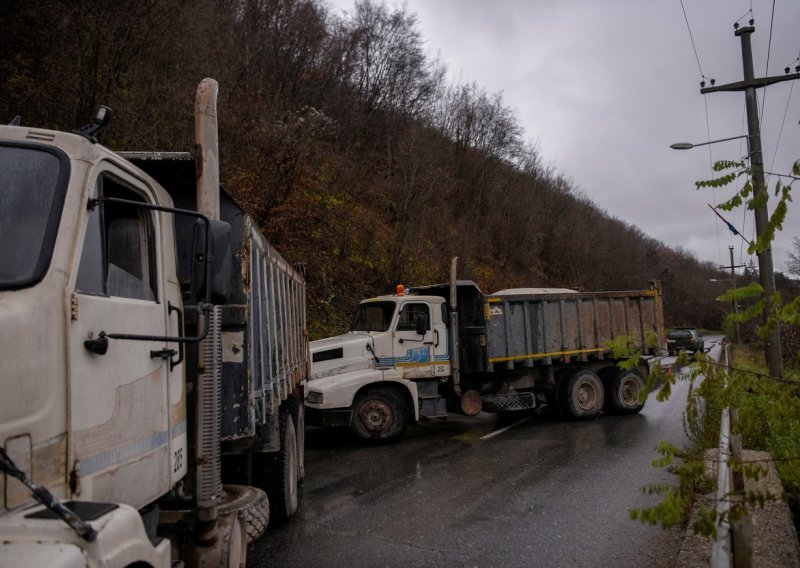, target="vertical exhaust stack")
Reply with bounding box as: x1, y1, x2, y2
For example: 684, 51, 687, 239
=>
449, 257, 461, 396
194, 78, 222, 544
195, 78, 220, 220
